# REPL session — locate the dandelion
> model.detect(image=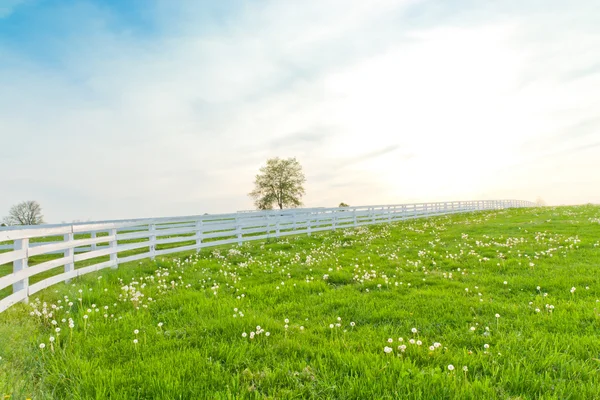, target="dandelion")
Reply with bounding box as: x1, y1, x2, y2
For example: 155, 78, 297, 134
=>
55, 327, 61, 333
265, 332, 270, 337
134, 329, 139, 335
429, 346, 435, 351
300, 326, 304, 331
133, 339, 138, 344
448, 364, 455, 371
387, 338, 393, 343
284, 319, 289, 324
39, 343, 45, 349
433, 342, 441, 348
350, 322, 355, 327
411, 328, 417, 334
484, 343, 490, 349
49, 336, 55, 343
470, 326, 476, 331
463, 366, 468, 372
570, 287, 576, 294
384, 346, 393, 354
416, 340, 422, 346
242, 332, 247, 338
409, 339, 416, 344
329, 324, 334, 329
